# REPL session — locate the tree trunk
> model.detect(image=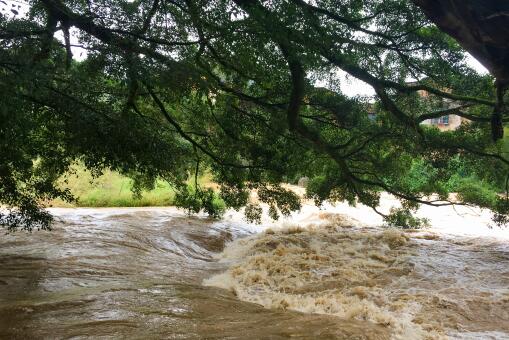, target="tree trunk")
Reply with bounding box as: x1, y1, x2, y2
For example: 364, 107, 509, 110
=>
412, 0, 509, 86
